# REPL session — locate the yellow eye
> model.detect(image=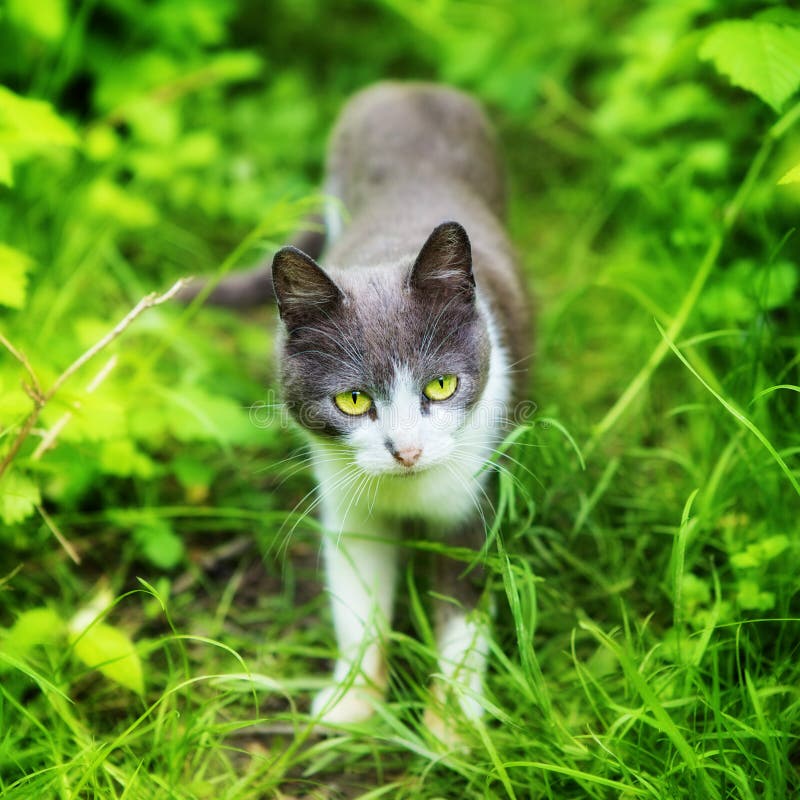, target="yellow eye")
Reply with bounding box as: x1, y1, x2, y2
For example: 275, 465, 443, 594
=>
334, 389, 373, 416
423, 374, 458, 401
